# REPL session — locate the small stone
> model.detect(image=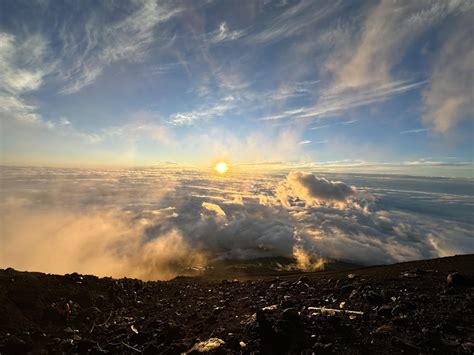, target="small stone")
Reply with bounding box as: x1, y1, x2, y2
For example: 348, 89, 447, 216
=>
462, 342, 474, 353
447, 272, 472, 287
262, 304, 278, 312
187, 338, 225, 353
349, 289, 359, 299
